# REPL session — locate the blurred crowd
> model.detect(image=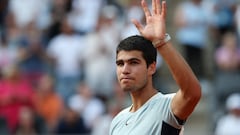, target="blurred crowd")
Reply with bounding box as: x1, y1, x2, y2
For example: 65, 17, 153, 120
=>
0, 0, 240, 135
174, 0, 240, 134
